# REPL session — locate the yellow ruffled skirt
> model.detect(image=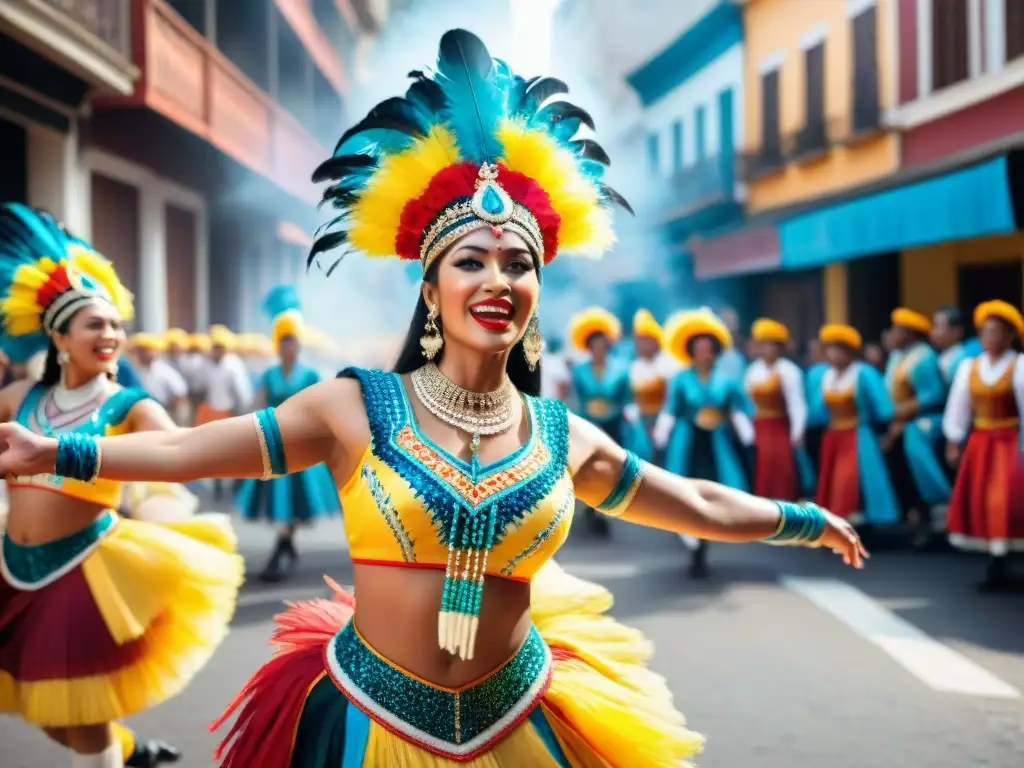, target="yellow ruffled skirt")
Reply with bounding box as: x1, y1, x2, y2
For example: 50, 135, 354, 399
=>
215, 561, 704, 767
0, 512, 243, 726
